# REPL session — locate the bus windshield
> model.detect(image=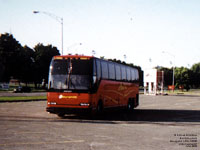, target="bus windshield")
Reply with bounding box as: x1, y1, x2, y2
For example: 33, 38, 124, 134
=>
48, 58, 93, 91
